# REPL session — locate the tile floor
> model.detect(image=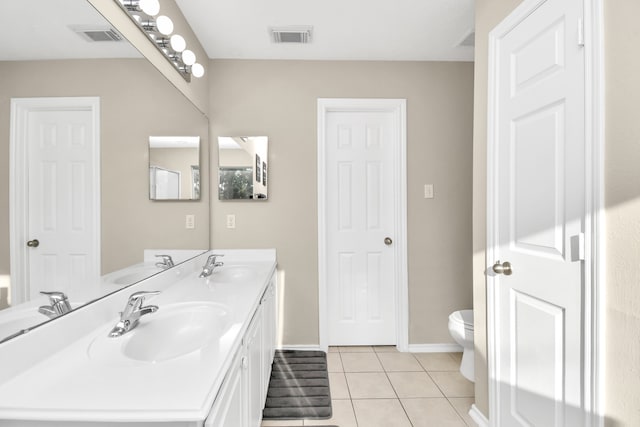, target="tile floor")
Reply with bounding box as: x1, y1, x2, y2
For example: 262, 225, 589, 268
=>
261, 346, 475, 427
